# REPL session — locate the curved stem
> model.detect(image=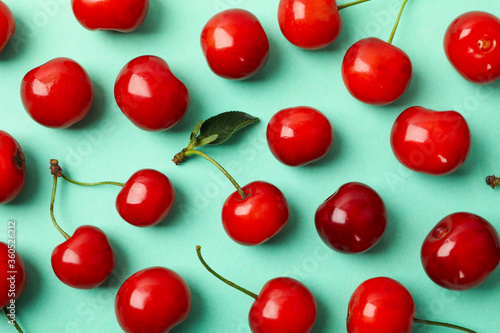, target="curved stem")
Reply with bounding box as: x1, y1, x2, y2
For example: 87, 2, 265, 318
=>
3, 307, 23, 333
338, 0, 371, 10
414, 318, 476, 333
185, 150, 247, 199
388, 0, 409, 44
196, 246, 258, 299
61, 173, 124, 188
50, 175, 70, 240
